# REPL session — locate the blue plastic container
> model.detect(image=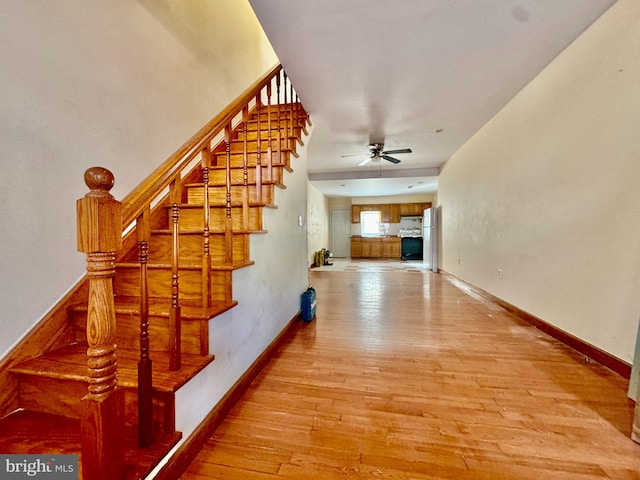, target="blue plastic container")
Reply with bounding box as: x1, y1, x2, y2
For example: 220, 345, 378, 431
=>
301, 287, 316, 322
